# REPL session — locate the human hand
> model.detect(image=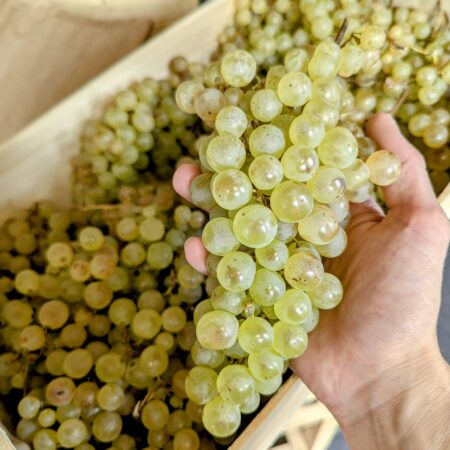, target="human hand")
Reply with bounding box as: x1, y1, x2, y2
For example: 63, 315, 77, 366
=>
173, 112, 450, 433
